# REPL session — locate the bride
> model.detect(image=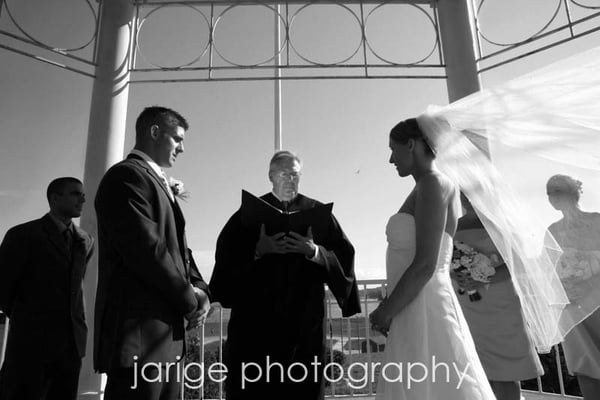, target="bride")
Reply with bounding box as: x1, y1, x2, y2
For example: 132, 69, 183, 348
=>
370, 45, 600, 399
369, 118, 495, 399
